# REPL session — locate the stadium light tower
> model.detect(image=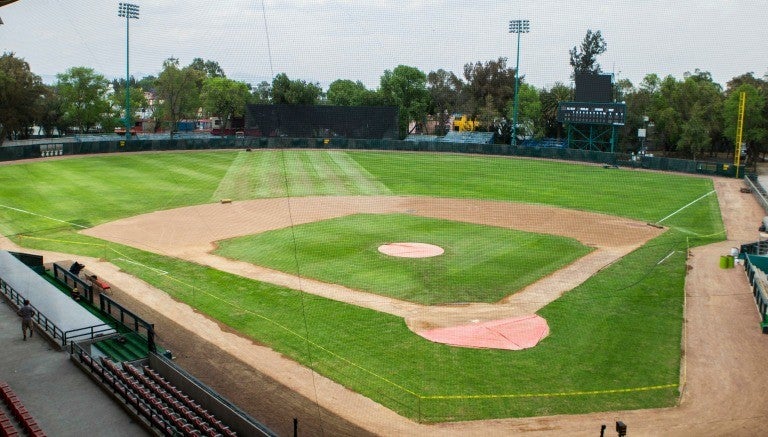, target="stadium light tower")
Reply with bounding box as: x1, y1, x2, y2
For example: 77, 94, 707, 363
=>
509, 19, 530, 146
118, 2, 139, 140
